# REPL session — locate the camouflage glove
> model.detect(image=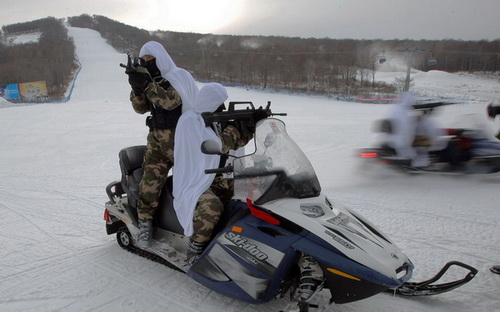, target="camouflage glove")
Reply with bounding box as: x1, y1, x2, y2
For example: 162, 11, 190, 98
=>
228, 120, 253, 135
